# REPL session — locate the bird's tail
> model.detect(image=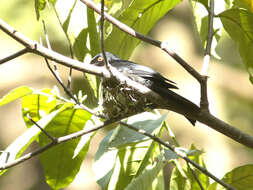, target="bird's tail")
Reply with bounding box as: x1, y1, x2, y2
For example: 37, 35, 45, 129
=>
157, 88, 200, 125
